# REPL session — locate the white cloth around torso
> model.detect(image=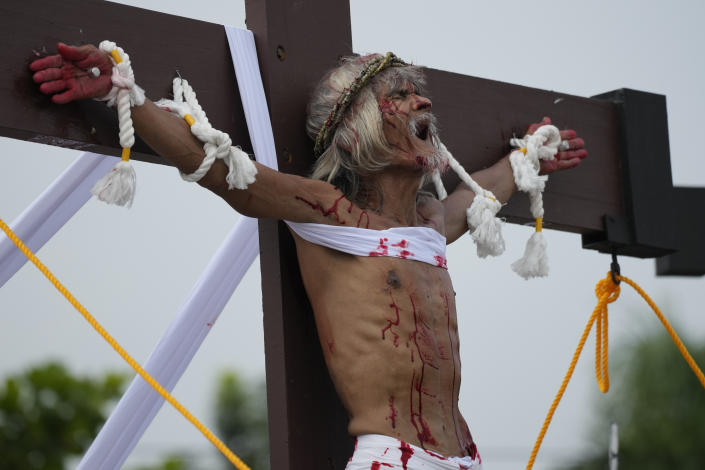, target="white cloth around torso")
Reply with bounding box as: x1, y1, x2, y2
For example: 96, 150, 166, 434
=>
285, 221, 448, 269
